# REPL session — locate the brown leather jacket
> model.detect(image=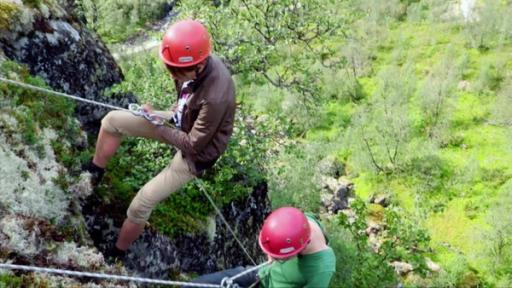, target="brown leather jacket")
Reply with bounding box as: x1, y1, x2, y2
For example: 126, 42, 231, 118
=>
157, 55, 236, 175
